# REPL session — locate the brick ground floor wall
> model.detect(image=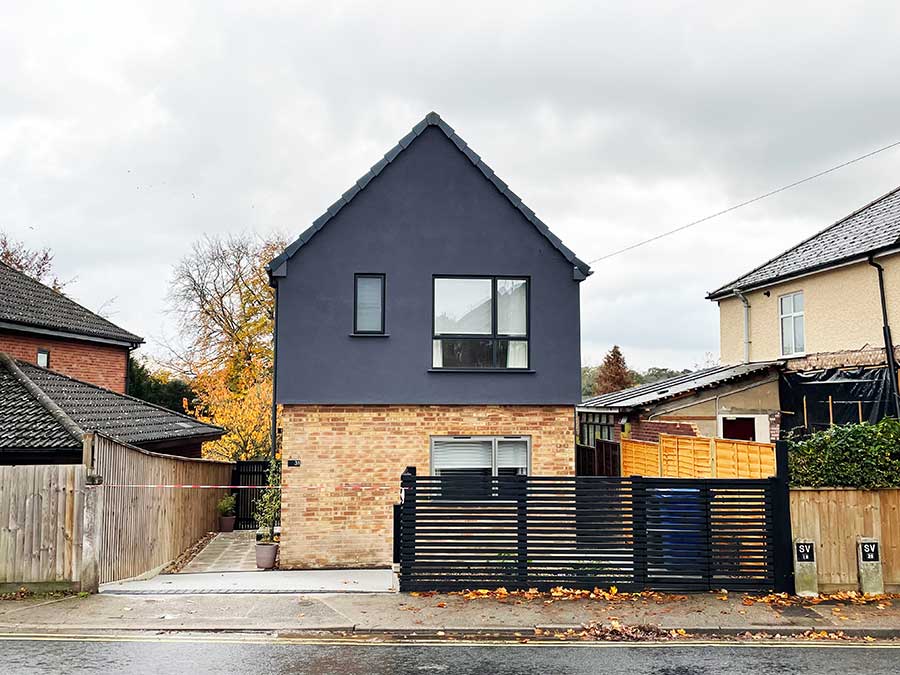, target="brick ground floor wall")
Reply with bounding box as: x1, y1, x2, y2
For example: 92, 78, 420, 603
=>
279, 404, 576, 569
